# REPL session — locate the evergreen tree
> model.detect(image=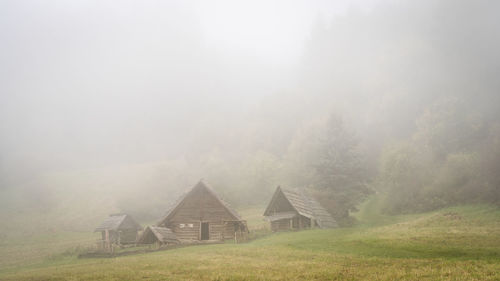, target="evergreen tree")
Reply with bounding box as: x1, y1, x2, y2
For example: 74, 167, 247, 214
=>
311, 114, 372, 221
